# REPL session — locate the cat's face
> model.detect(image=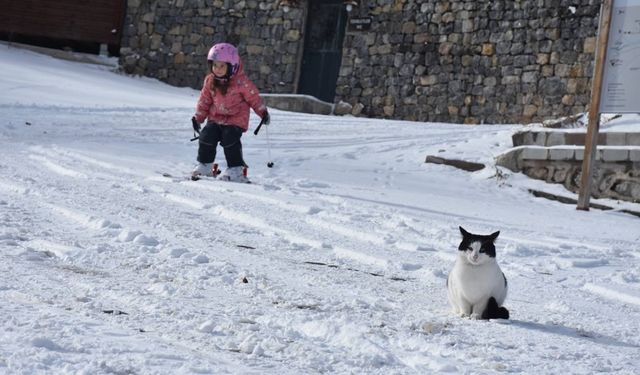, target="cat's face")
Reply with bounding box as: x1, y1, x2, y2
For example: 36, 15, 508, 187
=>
458, 226, 500, 265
